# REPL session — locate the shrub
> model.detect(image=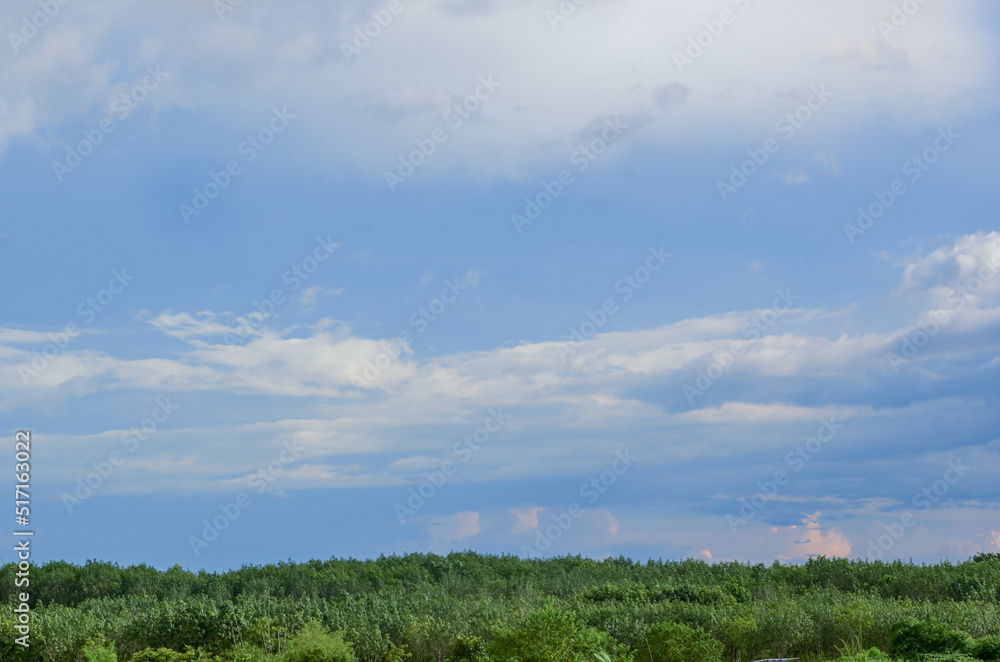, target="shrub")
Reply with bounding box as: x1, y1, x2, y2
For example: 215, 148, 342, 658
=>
83, 639, 118, 662
129, 647, 217, 662
449, 634, 489, 662
890, 620, 972, 660
972, 636, 1000, 662
489, 601, 630, 662
639, 622, 723, 662
285, 622, 357, 662
217, 643, 277, 662
923, 654, 981, 662
833, 648, 894, 662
